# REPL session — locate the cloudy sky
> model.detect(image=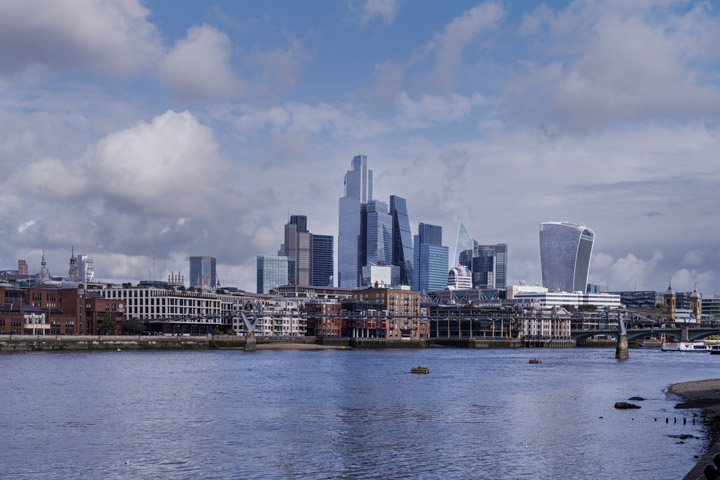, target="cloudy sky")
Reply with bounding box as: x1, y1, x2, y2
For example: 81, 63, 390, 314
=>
1, 0, 719, 293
